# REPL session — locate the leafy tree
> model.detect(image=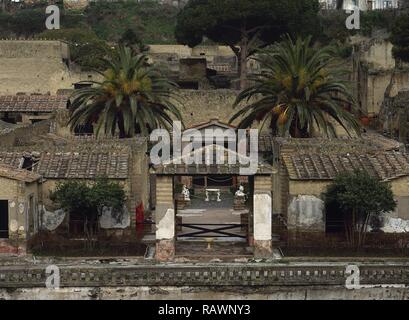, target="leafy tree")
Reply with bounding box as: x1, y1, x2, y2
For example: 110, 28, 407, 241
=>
390, 13, 409, 63
50, 178, 126, 248
230, 36, 360, 138
324, 170, 396, 248
36, 28, 111, 71
61, 9, 88, 29
336, 0, 344, 9
69, 45, 183, 138
175, 0, 321, 88
119, 28, 149, 55
8, 8, 46, 37
85, 1, 178, 44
